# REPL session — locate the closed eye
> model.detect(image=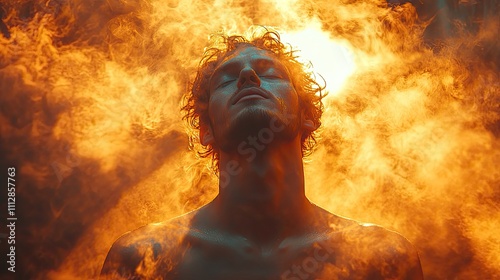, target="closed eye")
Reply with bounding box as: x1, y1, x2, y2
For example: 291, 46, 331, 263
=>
261, 75, 282, 79
216, 79, 236, 89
